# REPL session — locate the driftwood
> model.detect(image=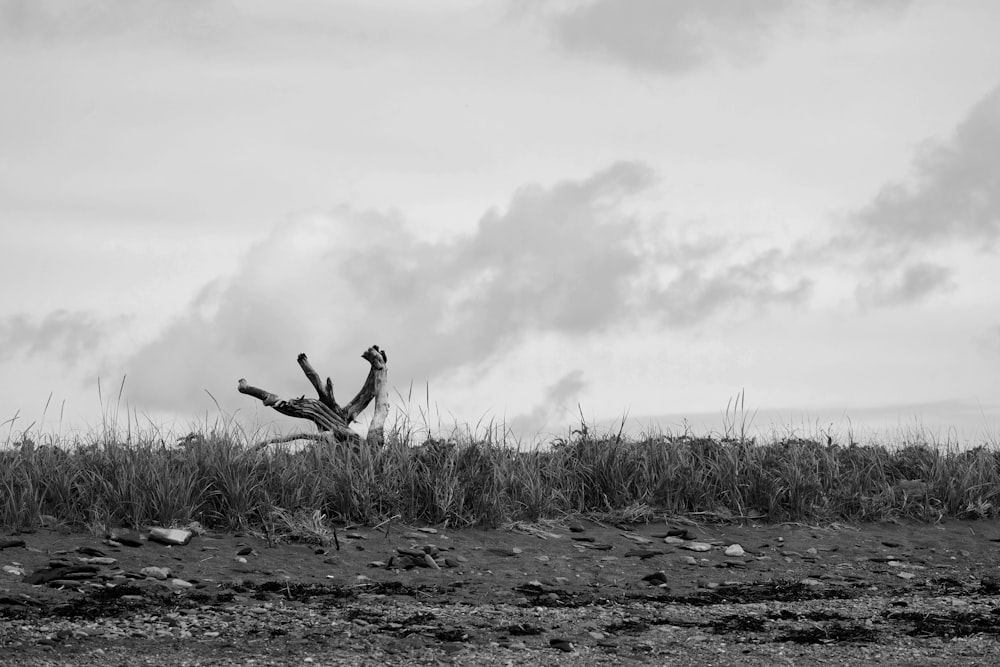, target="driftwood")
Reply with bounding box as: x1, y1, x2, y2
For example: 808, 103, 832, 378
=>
238, 345, 389, 449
